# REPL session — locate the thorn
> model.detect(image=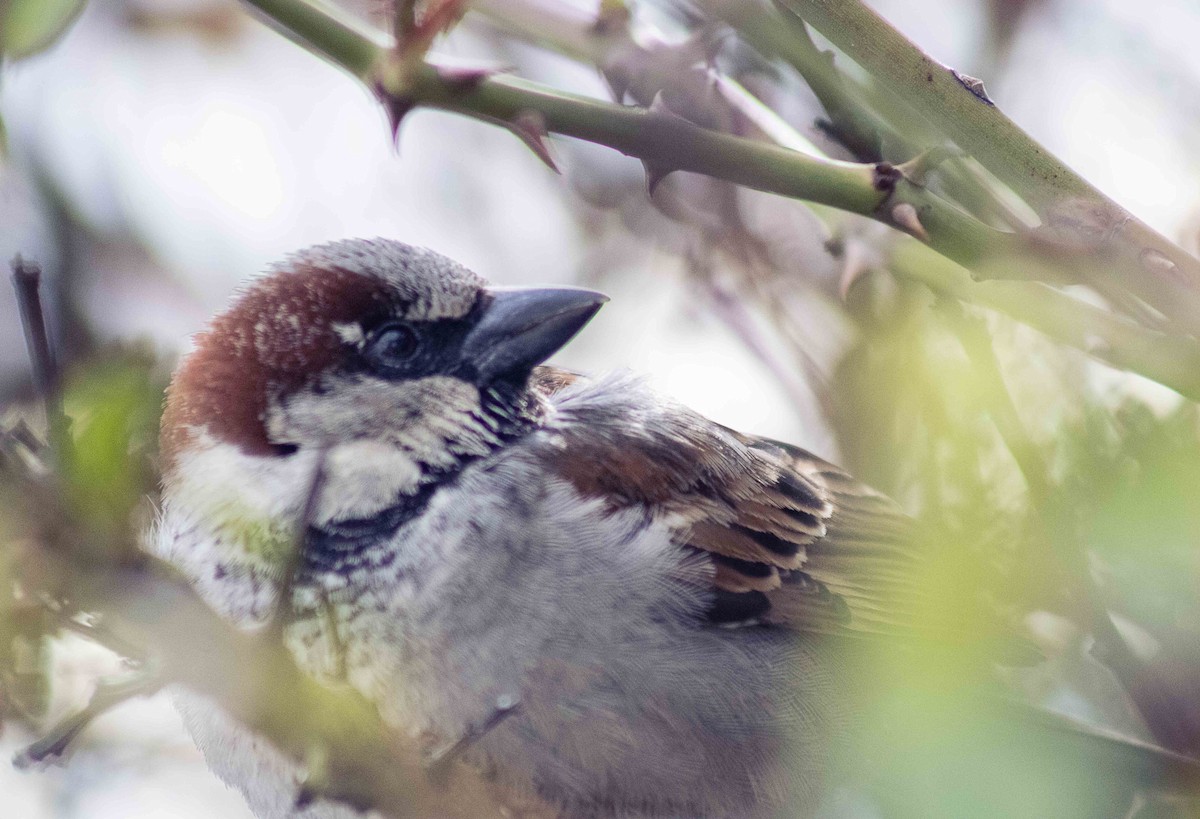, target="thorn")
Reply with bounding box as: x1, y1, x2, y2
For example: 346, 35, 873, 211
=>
647, 88, 685, 121
871, 161, 902, 192
891, 202, 929, 242
1140, 248, 1182, 281
294, 780, 318, 809
601, 65, 631, 103
384, 98, 415, 147
952, 69, 994, 105
508, 110, 559, 174
294, 742, 330, 809
641, 159, 675, 196
646, 83, 727, 135
373, 81, 415, 147
837, 241, 873, 301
